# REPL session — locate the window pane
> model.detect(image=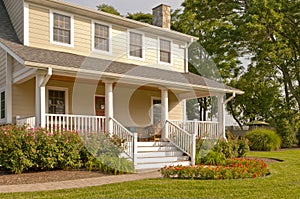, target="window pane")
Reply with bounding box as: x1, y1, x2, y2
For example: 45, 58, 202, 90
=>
153, 99, 161, 124
160, 39, 171, 63
130, 32, 143, 58
53, 13, 71, 44
94, 23, 109, 51
48, 90, 65, 114
0, 91, 5, 119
